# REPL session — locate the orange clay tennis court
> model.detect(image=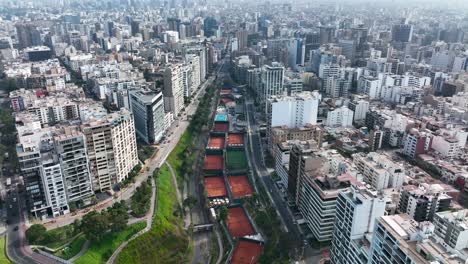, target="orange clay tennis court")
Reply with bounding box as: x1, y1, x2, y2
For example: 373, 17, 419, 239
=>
227, 133, 244, 146
230, 240, 263, 264
227, 207, 254, 238
213, 122, 229, 133
203, 155, 224, 170
204, 177, 227, 197
221, 98, 233, 104
207, 136, 225, 149
220, 89, 232, 95
227, 175, 253, 198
